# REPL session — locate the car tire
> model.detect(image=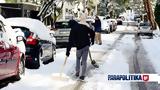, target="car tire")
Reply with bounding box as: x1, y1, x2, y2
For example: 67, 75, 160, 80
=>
107, 29, 110, 34
104, 29, 108, 34
19, 55, 25, 74
48, 44, 55, 62
42, 44, 55, 65
12, 55, 25, 81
